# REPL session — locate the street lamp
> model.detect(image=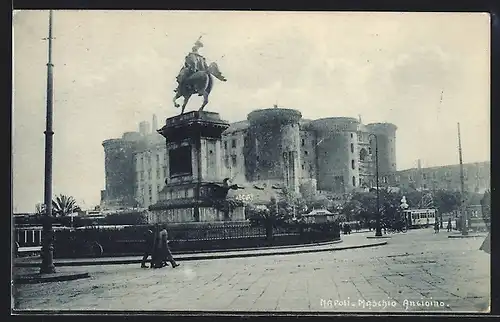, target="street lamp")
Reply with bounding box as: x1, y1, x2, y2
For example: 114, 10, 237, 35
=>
368, 133, 382, 237
40, 10, 56, 274
457, 123, 468, 236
